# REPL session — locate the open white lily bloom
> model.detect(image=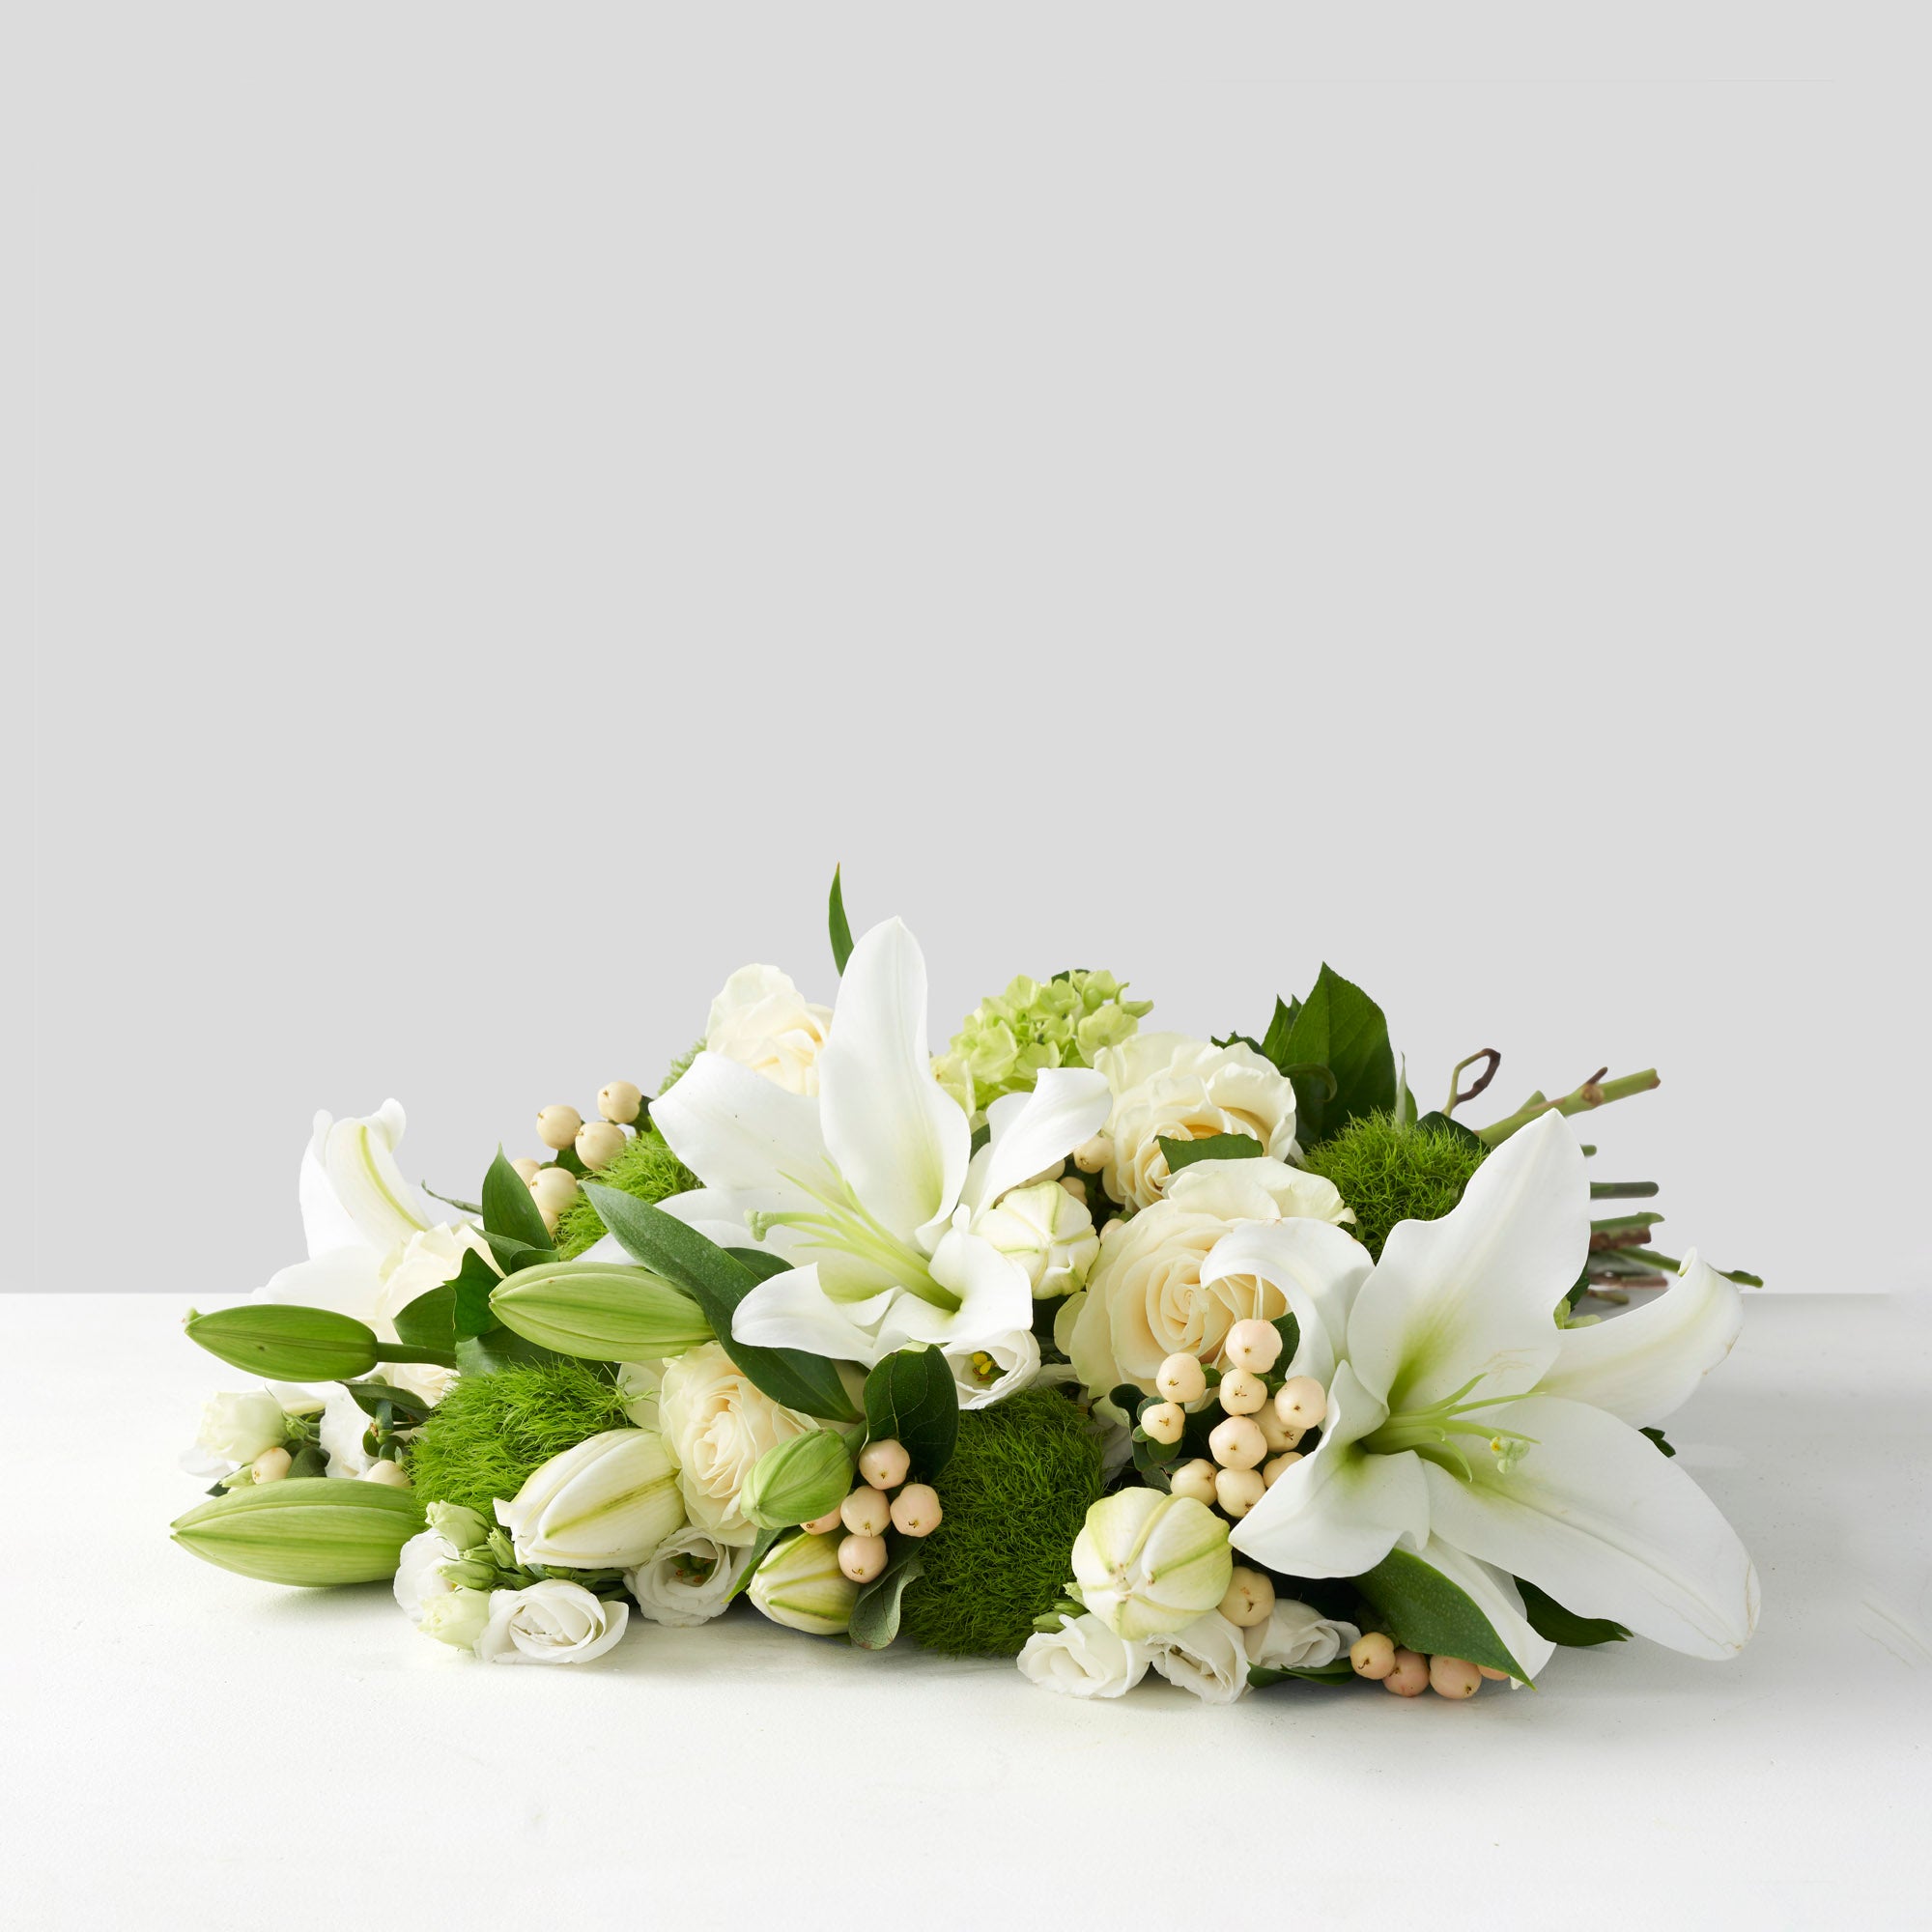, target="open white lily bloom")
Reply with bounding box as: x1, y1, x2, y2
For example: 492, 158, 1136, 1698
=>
652, 919, 1111, 1386
1229, 1112, 1757, 1670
